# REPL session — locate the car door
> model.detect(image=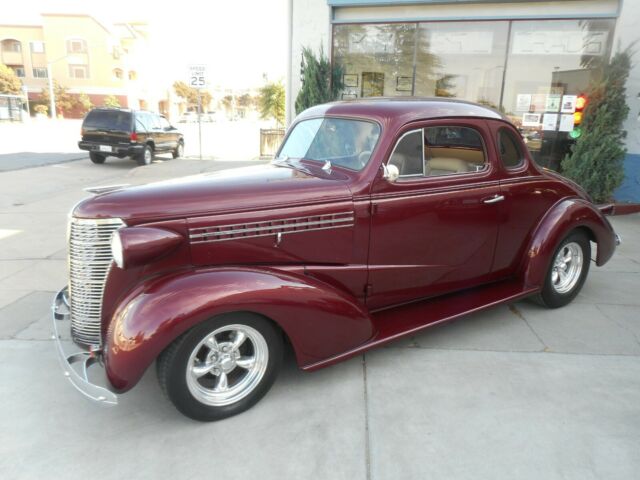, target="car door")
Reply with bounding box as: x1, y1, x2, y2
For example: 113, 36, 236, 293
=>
158, 115, 178, 151
366, 119, 502, 309
147, 112, 169, 152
